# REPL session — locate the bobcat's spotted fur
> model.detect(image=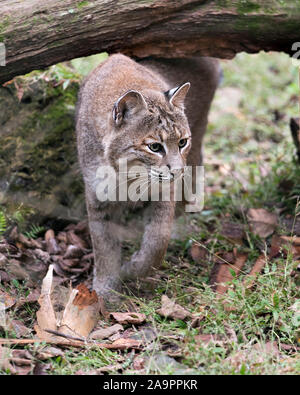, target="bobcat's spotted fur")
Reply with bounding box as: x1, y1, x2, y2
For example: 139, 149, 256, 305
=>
76, 54, 220, 299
